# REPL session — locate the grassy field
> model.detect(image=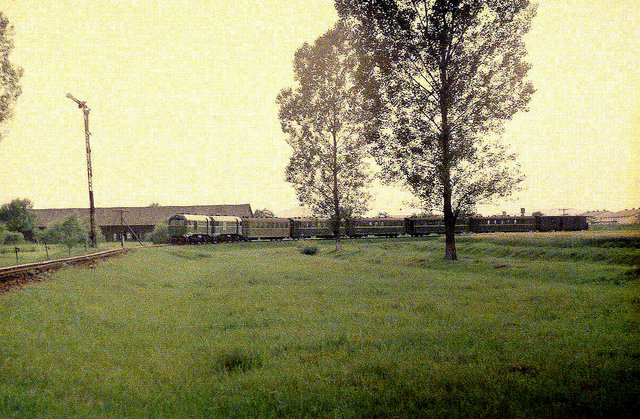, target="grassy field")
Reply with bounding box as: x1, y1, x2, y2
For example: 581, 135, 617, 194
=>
0, 242, 136, 268
0, 231, 638, 417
